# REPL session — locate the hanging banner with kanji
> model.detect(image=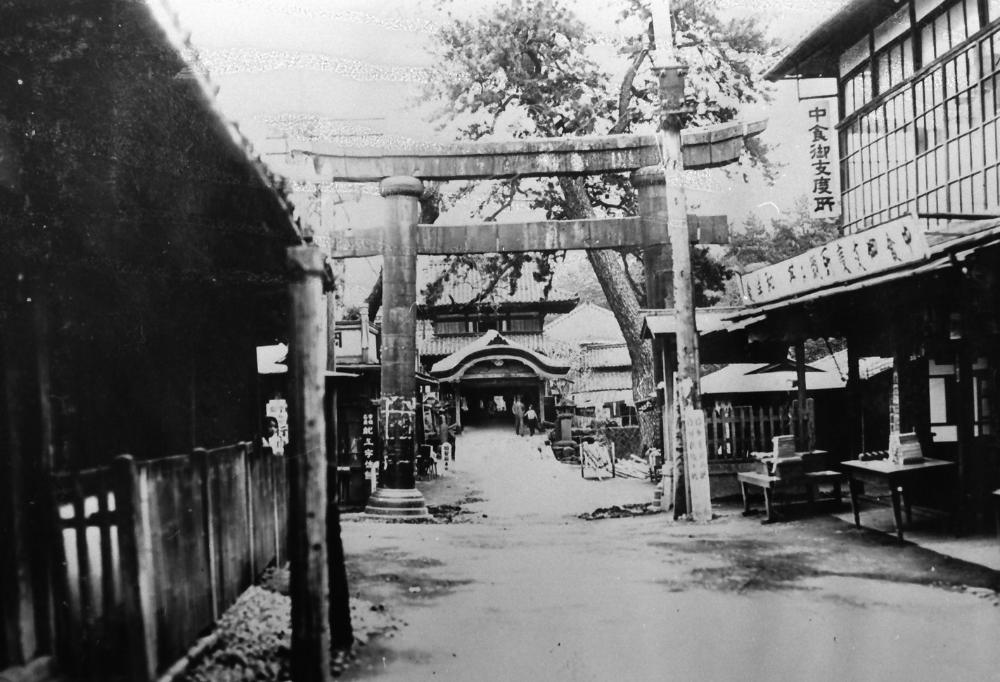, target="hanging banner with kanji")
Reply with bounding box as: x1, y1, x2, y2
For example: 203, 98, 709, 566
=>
805, 99, 840, 217
738, 215, 928, 305
380, 395, 416, 443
